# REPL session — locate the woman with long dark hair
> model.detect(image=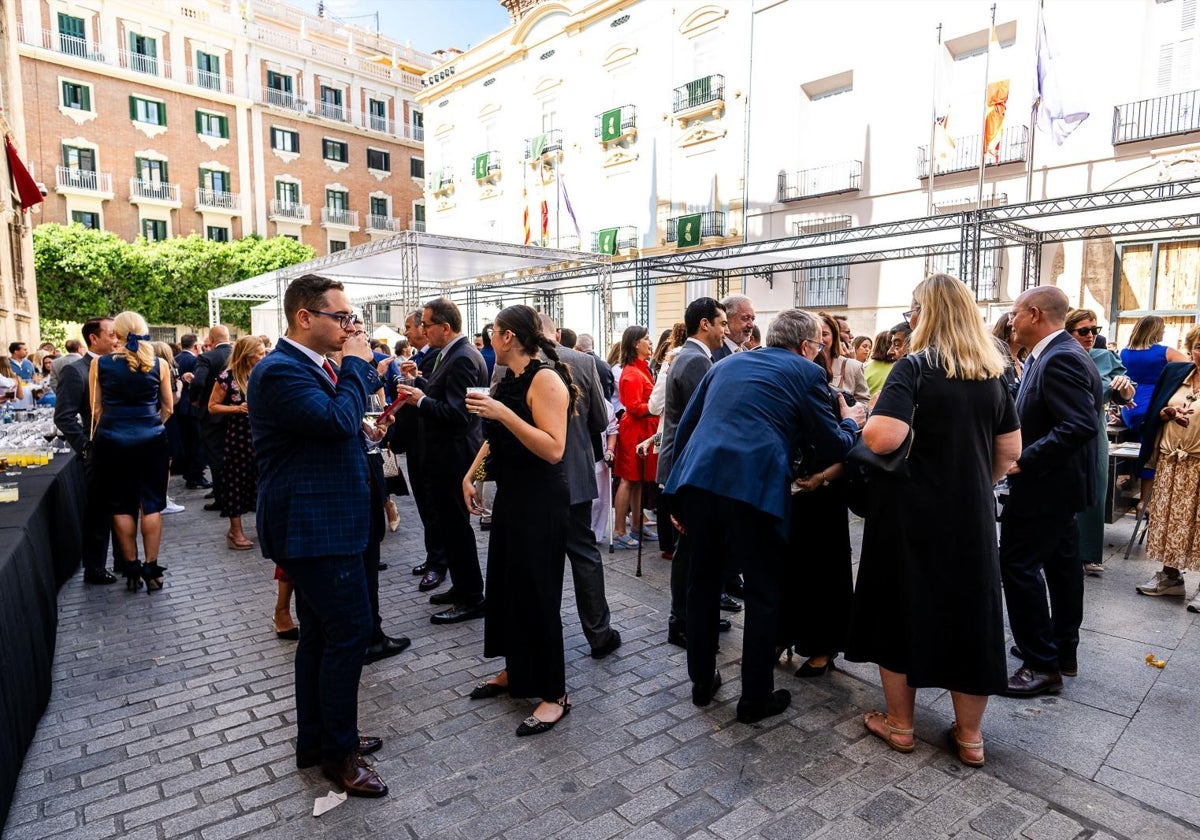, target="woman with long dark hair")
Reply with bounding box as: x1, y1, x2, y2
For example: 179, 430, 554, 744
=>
612, 325, 657, 549
462, 304, 576, 736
